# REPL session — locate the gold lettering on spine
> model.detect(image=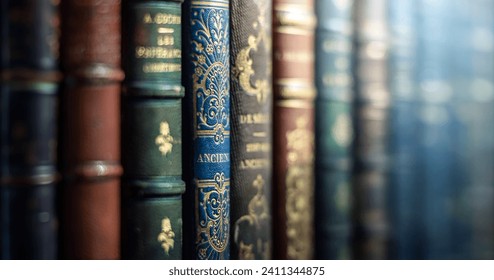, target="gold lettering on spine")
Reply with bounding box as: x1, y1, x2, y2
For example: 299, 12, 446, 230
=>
285, 116, 314, 259
231, 0, 272, 258
196, 153, 230, 163
157, 35, 174, 46
143, 13, 181, 25
157, 217, 175, 255
246, 142, 270, 153
135, 11, 181, 73
239, 159, 270, 170
239, 113, 270, 124
143, 63, 181, 73
135, 47, 181, 59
